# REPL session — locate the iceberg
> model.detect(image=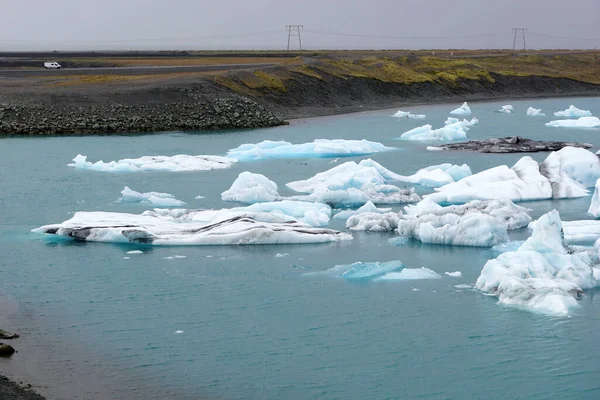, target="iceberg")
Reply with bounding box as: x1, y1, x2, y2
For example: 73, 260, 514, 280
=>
32, 209, 350, 246
226, 139, 393, 161
428, 150, 592, 204
553, 105, 592, 118
476, 210, 600, 316
392, 111, 426, 119
445, 271, 462, 277
346, 212, 402, 232
491, 241, 526, 253
497, 105, 514, 114
399, 118, 478, 141
341, 261, 405, 282
588, 179, 600, 218
375, 267, 442, 281
545, 116, 600, 128
395, 163, 472, 188
540, 146, 600, 188
449, 102, 472, 116
221, 172, 280, 203
119, 186, 186, 207
396, 199, 531, 247
332, 201, 391, 220
526, 107, 545, 116
69, 154, 236, 172
427, 146, 444, 151
528, 219, 600, 245
286, 159, 420, 206
239, 201, 332, 227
